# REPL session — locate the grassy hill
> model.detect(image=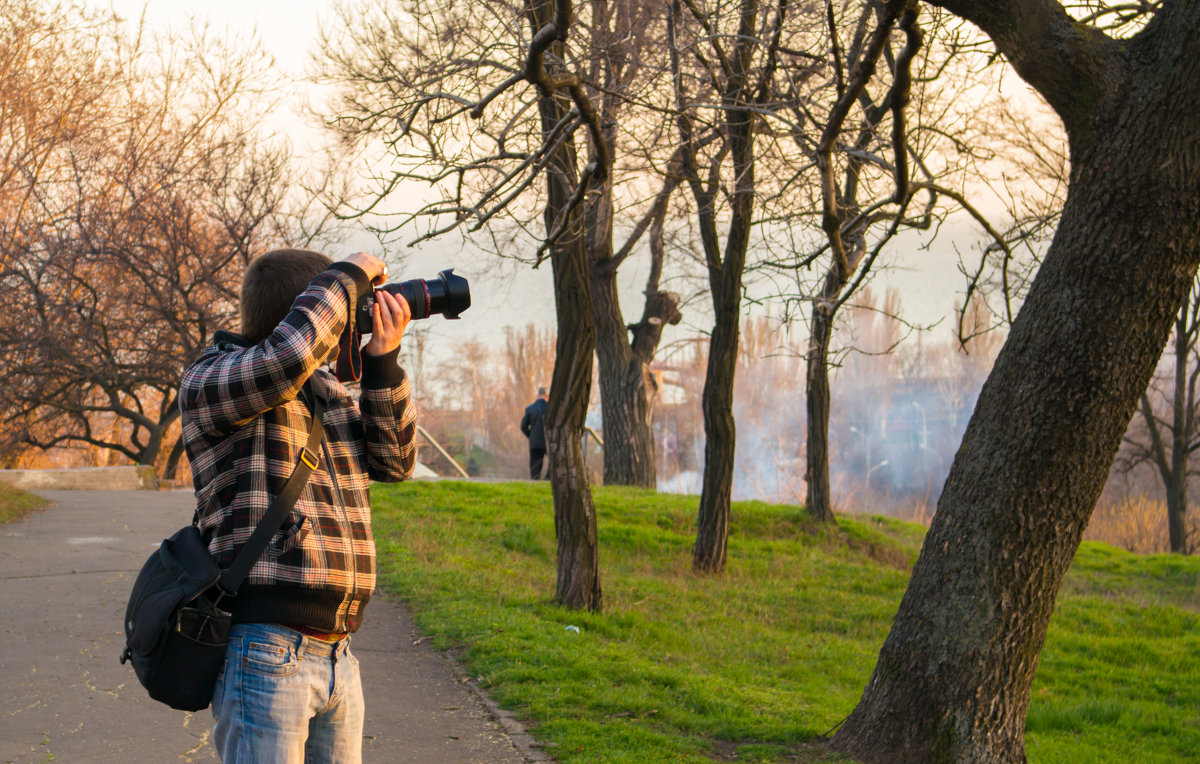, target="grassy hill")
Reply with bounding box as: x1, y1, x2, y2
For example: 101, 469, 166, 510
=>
368, 481, 1199, 762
